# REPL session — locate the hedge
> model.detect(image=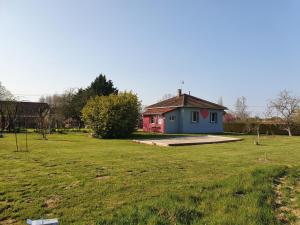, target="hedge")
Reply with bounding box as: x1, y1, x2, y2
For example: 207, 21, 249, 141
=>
224, 122, 300, 135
